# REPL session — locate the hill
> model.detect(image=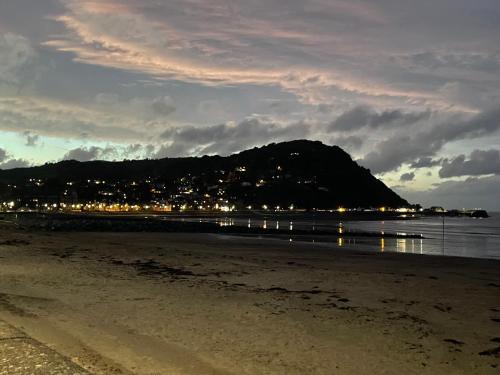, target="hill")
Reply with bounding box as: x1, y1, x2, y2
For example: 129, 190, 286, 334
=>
0, 140, 408, 209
